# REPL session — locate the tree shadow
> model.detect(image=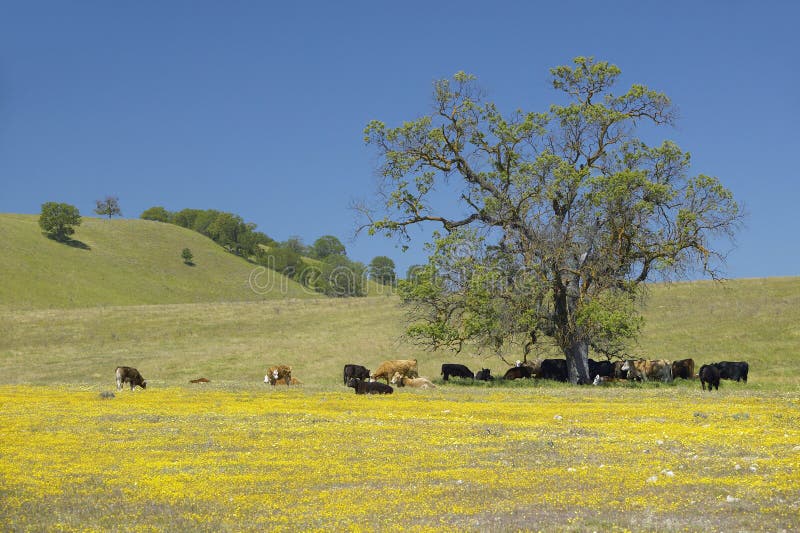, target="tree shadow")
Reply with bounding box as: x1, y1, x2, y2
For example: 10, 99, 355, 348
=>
183, 261, 196, 267
46, 234, 91, 250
